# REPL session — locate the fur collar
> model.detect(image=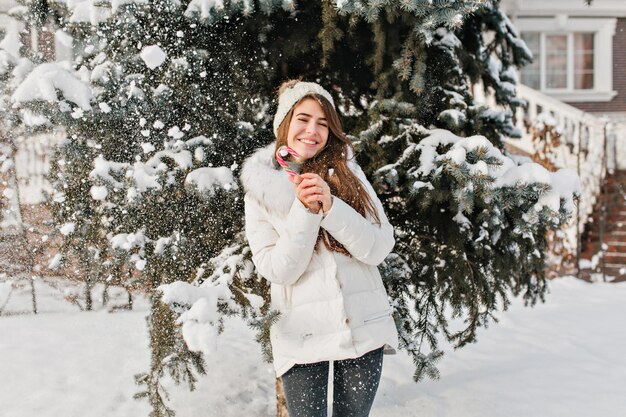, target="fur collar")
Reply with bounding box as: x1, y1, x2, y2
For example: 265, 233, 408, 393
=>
239, 142, 359, 217
240, 143, 295, 217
